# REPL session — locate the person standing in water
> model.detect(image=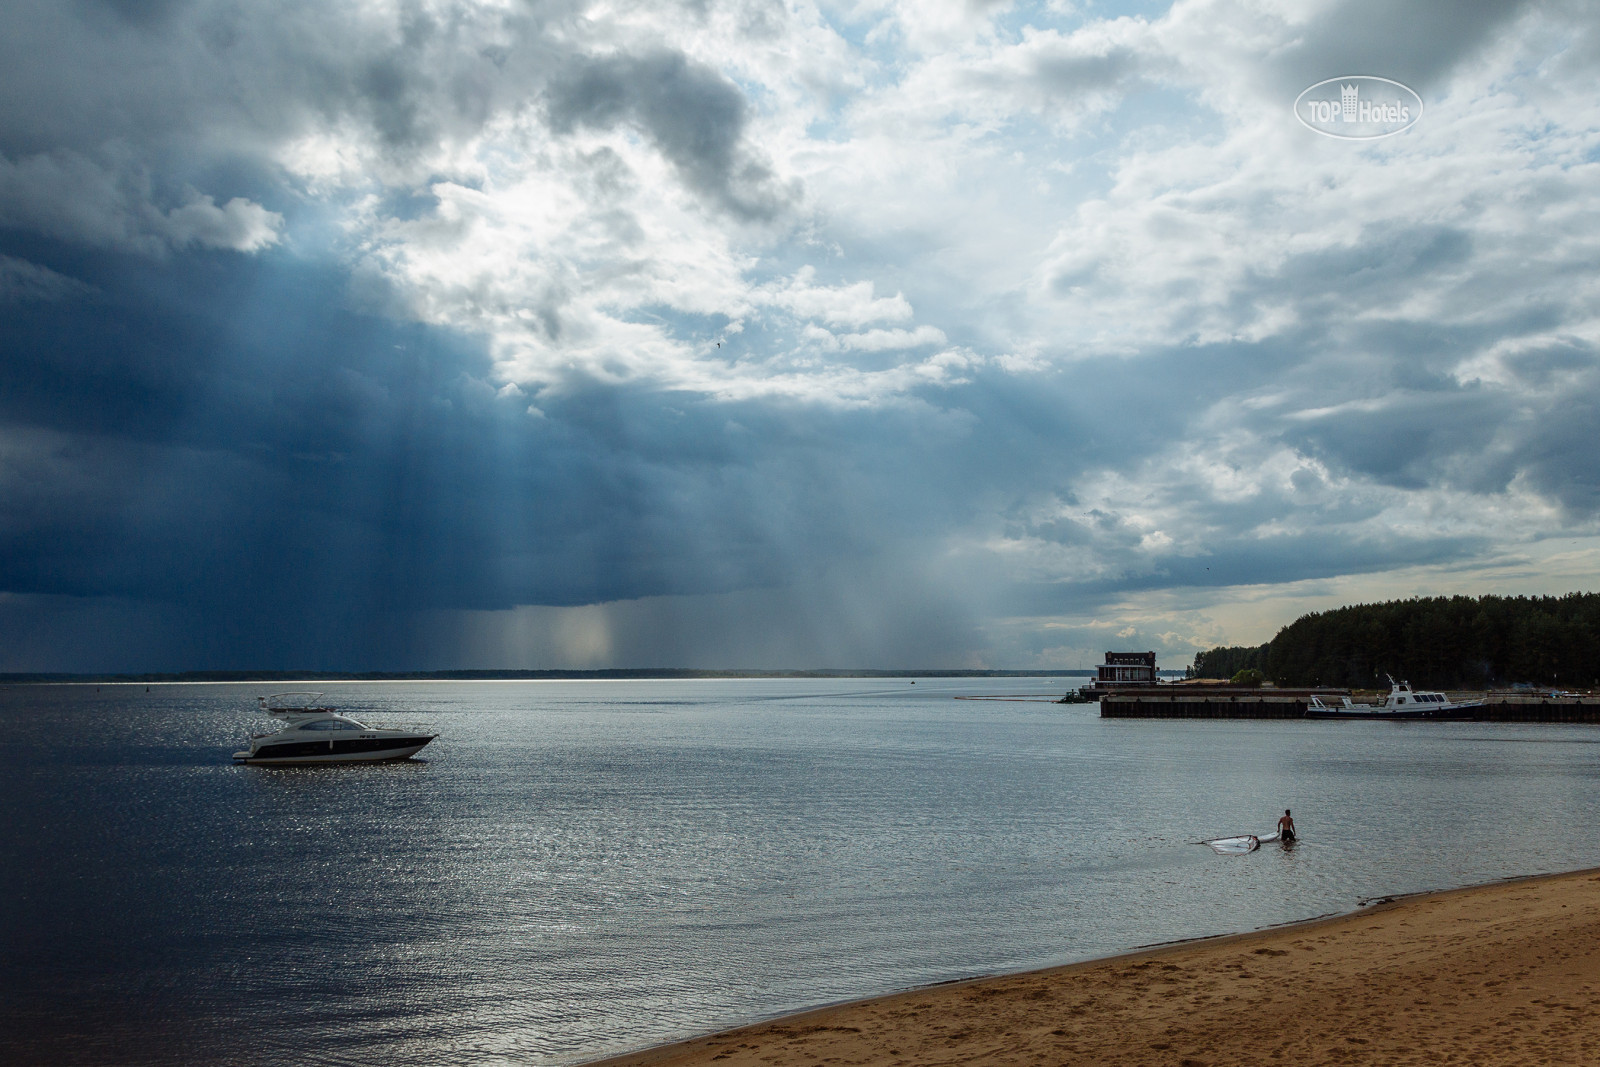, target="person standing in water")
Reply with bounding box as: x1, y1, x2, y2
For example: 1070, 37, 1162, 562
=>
1277, 809, 1296, 842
